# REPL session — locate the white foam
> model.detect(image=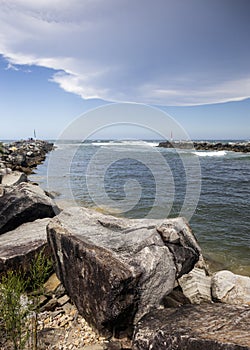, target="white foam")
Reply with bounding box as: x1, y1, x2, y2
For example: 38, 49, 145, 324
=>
193, 150, 227, 157
91, 140, 157, 147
